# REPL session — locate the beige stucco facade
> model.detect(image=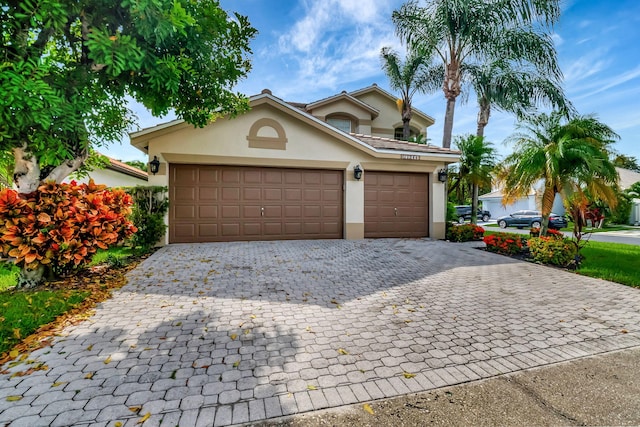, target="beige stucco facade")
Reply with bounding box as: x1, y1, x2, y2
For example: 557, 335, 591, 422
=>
131, 89, 457, 245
